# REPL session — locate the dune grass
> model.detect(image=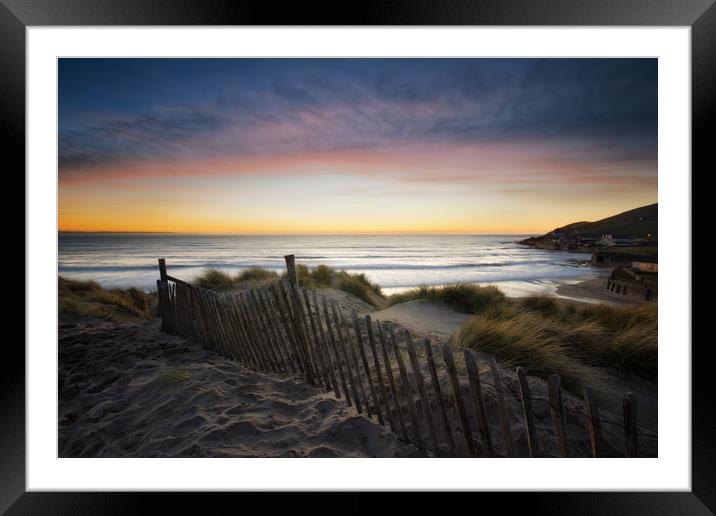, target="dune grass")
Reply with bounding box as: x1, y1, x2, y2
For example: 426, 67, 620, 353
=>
59, 276, 154, 322
195, 267, 280, 291
195, 268, 236, 291
386, 283, 506, 313
194, 264, 384, 306
450, 294, 657, 388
